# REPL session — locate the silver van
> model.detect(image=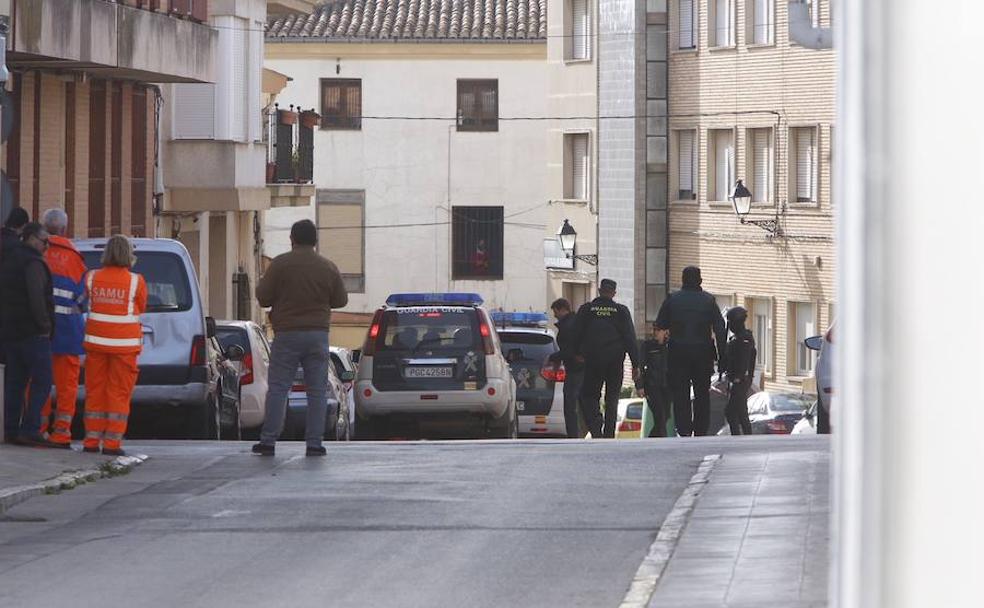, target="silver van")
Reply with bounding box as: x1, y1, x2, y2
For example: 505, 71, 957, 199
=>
75, 238, 241, 439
